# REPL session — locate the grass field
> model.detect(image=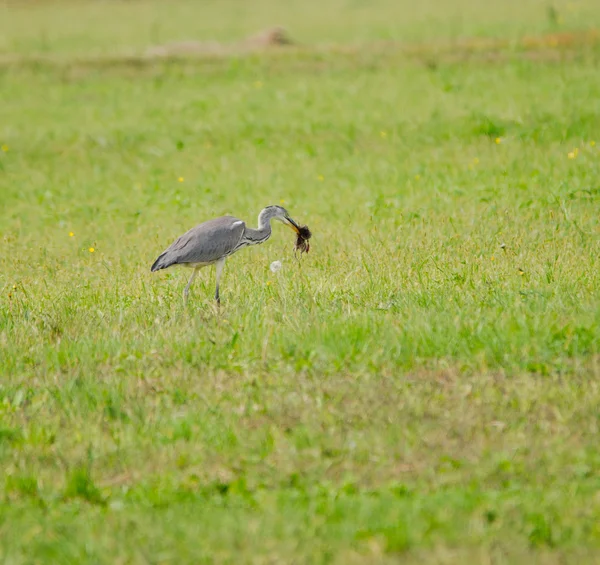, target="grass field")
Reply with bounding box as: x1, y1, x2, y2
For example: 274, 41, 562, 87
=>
2, 0, 600, 563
